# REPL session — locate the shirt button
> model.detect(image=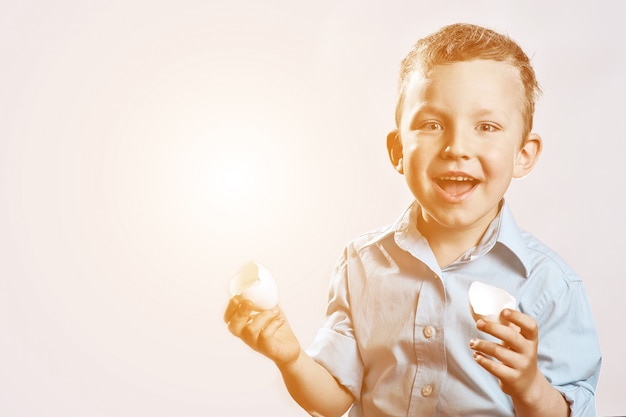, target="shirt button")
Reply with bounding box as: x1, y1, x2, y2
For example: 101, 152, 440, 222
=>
421, 384, 433, 397
423, 326, 434, 339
